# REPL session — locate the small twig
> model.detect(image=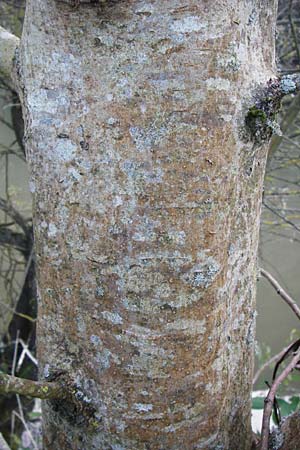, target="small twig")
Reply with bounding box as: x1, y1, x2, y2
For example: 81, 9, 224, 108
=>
10, 407, 15, 446
0, 116, 14, 131
11, 329, 19, 377
260, 267, 300, 321
0, 198, 31, 239
13, 409, 38, 450
16, 395, 39, 450
281, 133, 300, 149
288, 0, 300, 66
0, 432, 11, 450
0, 300, 36, 323
272, 339, 300, 382
17, 339, 38, 372
0, 373, 65, 400
263, 201, 300, 233
253, 345, 290, 385
260, 348, 300, 450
